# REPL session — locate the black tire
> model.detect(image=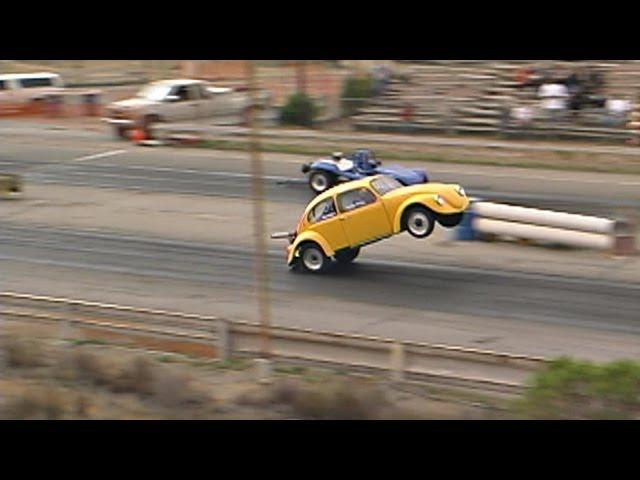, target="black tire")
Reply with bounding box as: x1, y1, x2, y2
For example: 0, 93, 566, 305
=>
334, 247, 360, 264
308, 171, 334, 194
403, 206, 435, 239
113, 125, 129, 140
298, 243, 330, 273
438, 213, 464, 228
143, 114, 162, 139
